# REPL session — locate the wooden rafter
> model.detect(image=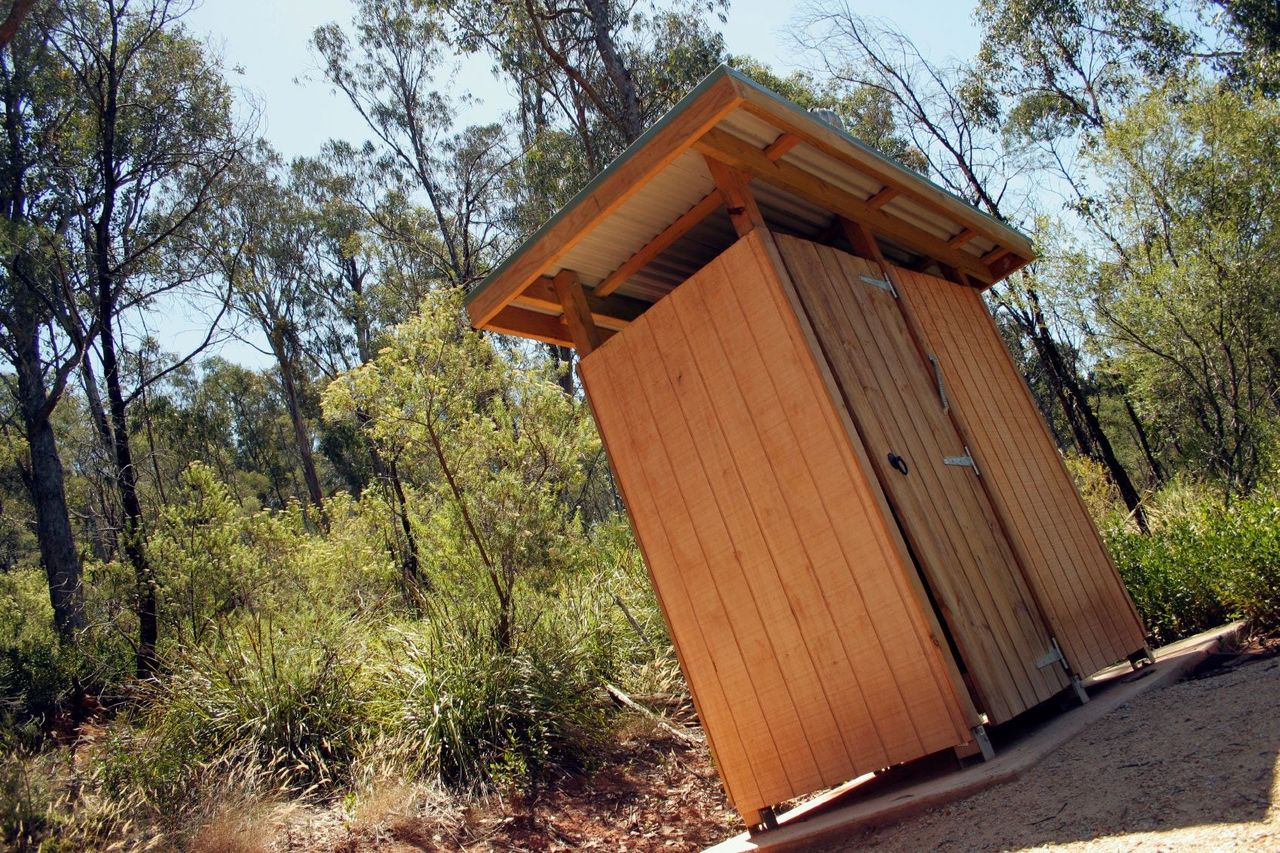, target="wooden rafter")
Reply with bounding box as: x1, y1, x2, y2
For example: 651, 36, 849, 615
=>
866, 186, 900, 209
467, 75, 743, 327
696, 127, 997, 284
595, 192, 723, 297
595, 128, 803, 299
981, 246, 1012, 265
762, 131, 802, 161
946, 228, 977, 249
735, 90, 1034, 259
